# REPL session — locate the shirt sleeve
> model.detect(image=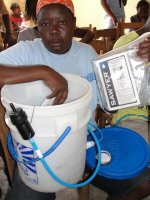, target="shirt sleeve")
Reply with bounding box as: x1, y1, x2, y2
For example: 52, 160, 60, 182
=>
17, 29, 35, 42
17, 30, 29, 42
